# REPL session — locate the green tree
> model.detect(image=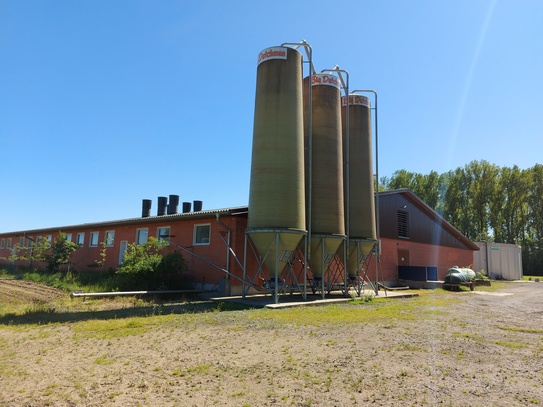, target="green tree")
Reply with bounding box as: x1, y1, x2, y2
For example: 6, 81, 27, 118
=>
384, 169, 418, 191
381, 170, 445, 213
415, 171, 443, 211
464, 160, 499, 241
489, 165, 529, 244
442, 167, 472, 238
37, 233, 79, 273
525, 164, 543, 275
